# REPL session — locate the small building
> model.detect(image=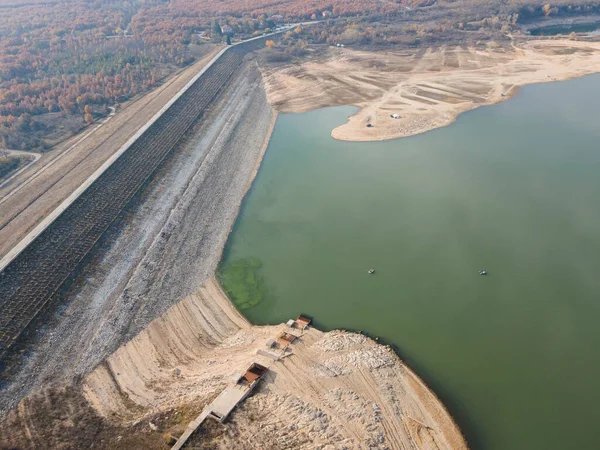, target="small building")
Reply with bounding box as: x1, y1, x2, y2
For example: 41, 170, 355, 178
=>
257, 339, 282, 360
322, 10, 333, 17
221, 25, 233, 35
277, 331, 297, 348
271, 14, 284, 23
296, 315, 312, 330
238, 363, 268, 387
391, 113, 401, 119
